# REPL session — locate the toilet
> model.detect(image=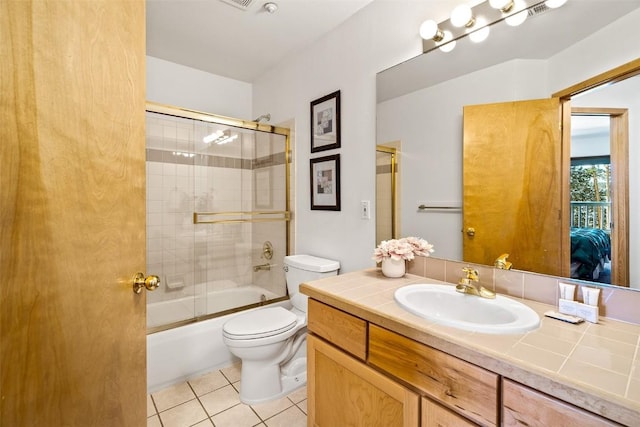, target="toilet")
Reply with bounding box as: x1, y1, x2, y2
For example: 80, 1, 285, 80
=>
222, 254, 340, 404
